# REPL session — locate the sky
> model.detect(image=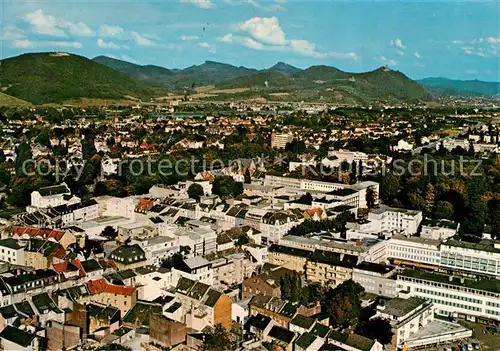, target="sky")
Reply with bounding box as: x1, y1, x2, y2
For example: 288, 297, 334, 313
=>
0, 0, 499, 81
